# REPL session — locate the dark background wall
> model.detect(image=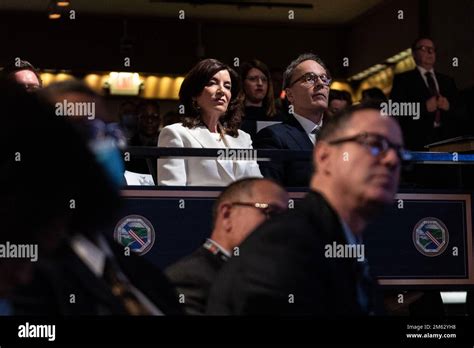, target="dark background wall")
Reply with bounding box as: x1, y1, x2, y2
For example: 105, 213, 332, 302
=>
1, 0, 472, 88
